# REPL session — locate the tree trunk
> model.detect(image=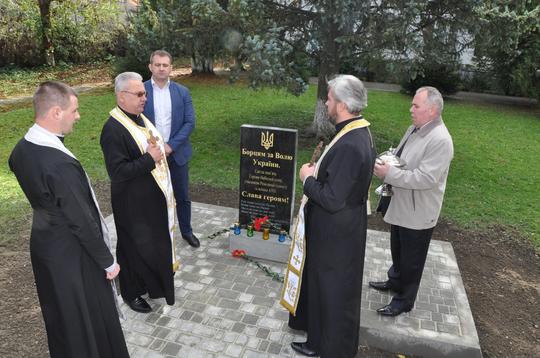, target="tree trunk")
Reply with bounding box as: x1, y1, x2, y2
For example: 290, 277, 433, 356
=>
37, 0, 55, 66
310, 11, 342, 138
311, 97, 335, 139
191, 54, 214, 74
